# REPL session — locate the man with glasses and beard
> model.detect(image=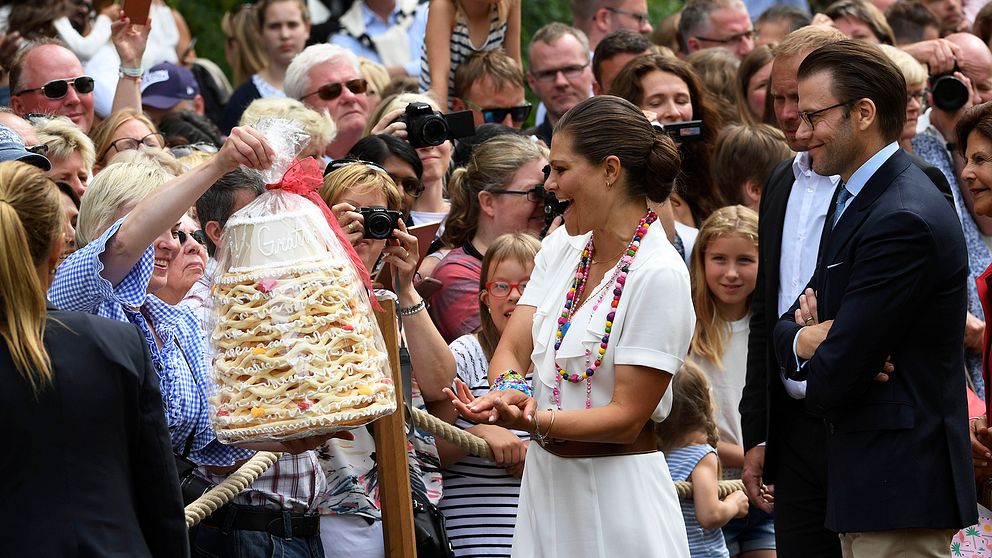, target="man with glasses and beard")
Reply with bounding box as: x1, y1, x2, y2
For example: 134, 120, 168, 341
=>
286, 43, 371, 159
